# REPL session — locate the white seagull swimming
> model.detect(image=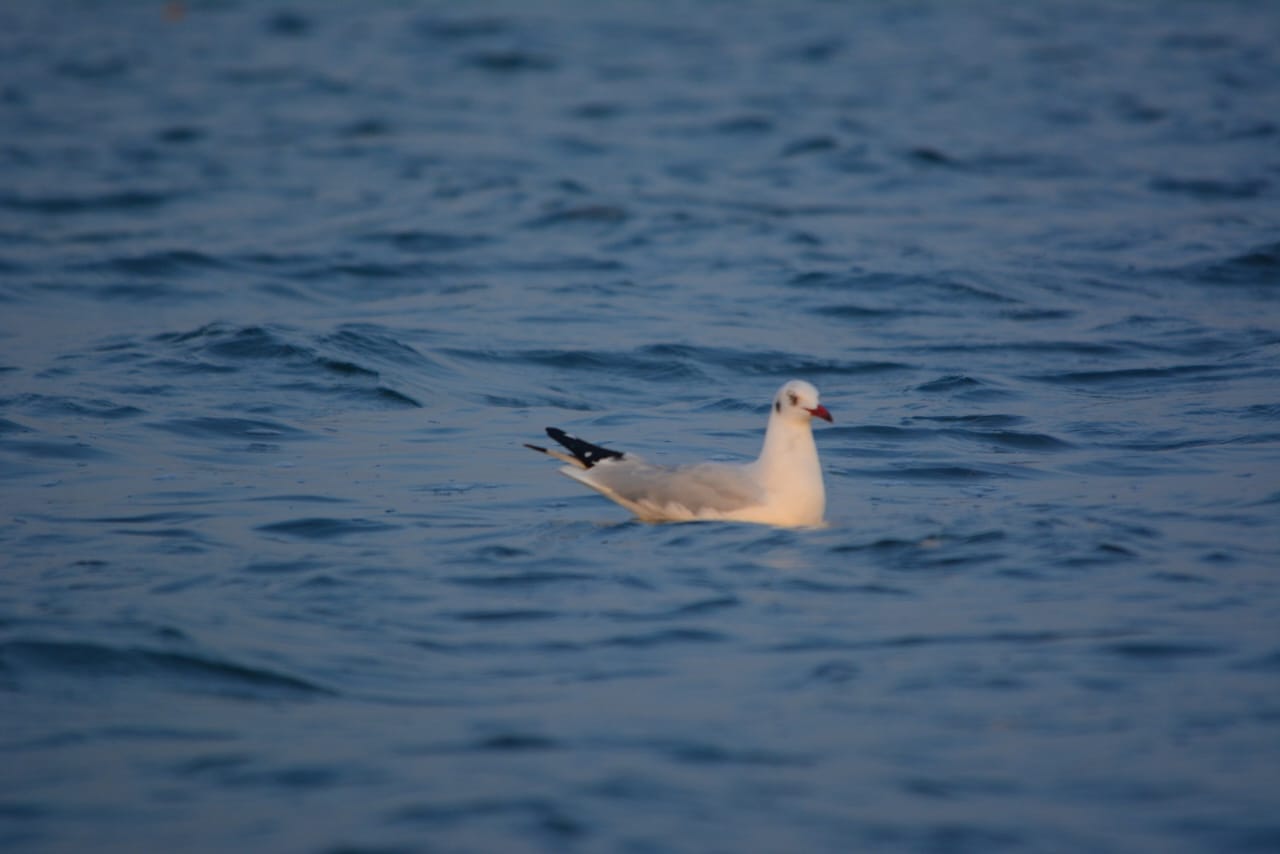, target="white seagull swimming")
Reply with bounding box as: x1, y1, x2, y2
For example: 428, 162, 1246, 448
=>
526, 380, 832, 527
